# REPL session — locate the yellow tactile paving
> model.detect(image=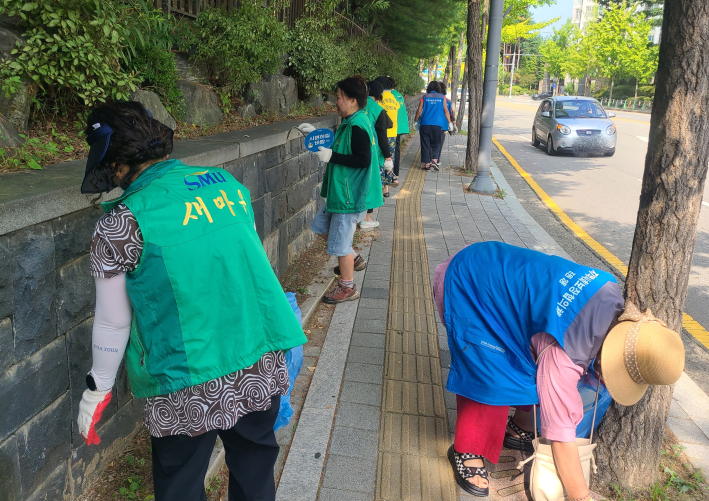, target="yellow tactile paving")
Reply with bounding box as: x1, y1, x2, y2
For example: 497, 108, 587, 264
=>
375, 151, 456, 500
